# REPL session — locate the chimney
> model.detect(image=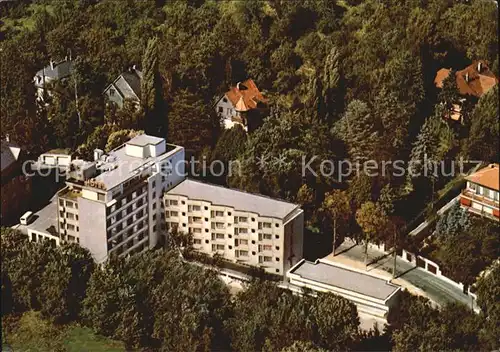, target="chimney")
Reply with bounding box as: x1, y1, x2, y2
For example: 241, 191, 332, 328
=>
477, 61, 482, 73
